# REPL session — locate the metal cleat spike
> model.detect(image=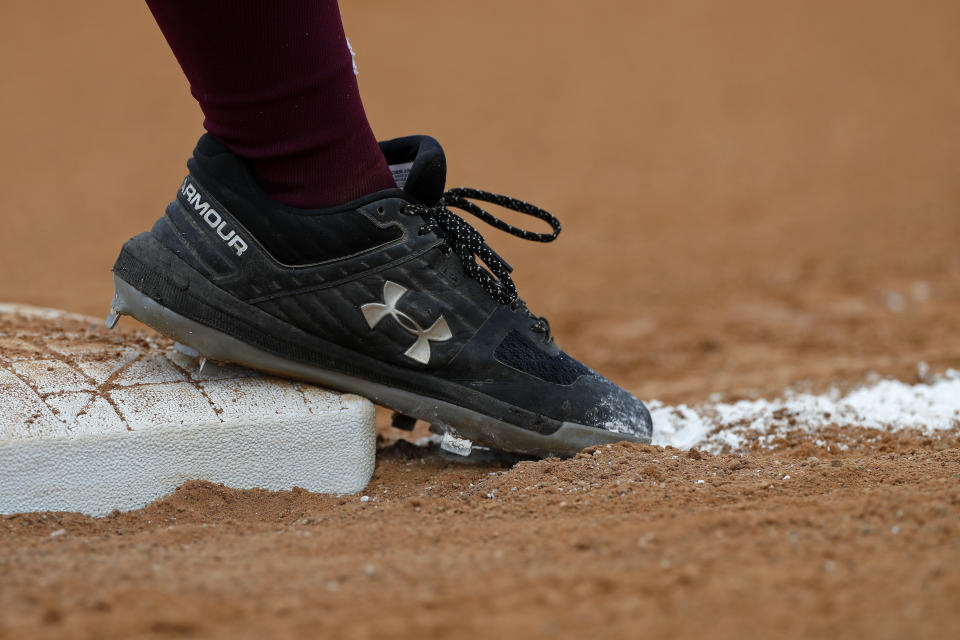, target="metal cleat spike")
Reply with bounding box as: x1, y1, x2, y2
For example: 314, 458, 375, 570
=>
104, 309, 120, 330
439, 431, 473, 457
173, 342, 200, 358
199, 357, 229, 377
